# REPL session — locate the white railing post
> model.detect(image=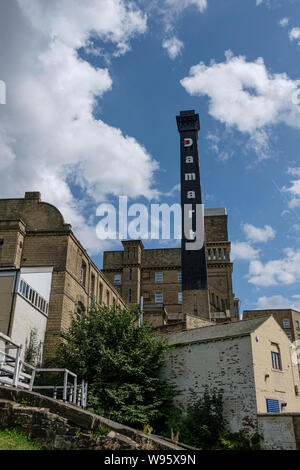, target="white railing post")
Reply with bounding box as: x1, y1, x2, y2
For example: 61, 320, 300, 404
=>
12, 345, 22, 387
63, 370, 68, 402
